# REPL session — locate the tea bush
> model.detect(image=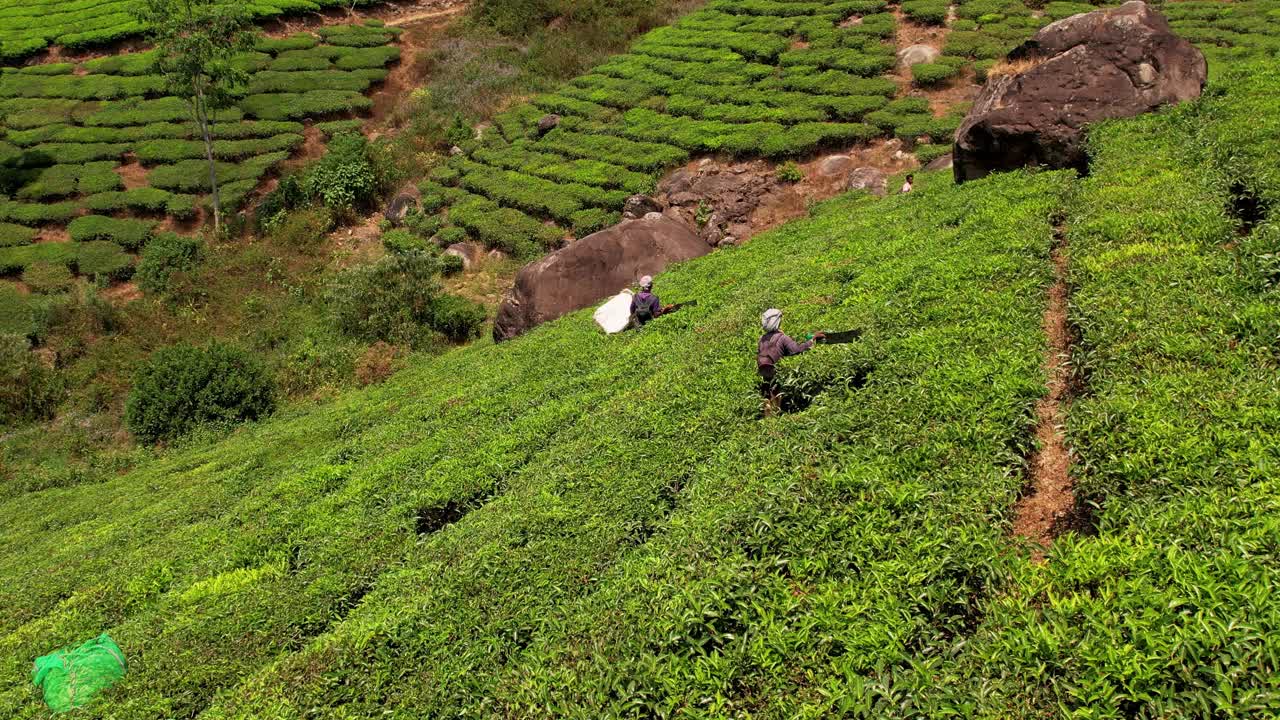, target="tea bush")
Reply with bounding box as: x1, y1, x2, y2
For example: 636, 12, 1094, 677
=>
324, 250, 485, 347
135, 232, 203, 294
0, 333, 62, 425
21, 260, 73, 294
303, 131, 377, 213
0, 25, 400, 243
124, 342, 277, 444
